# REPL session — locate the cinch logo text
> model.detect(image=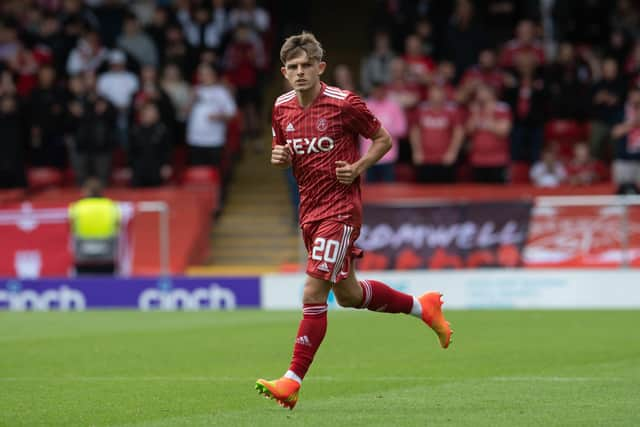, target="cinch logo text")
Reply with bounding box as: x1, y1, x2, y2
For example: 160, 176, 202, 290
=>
138, 285, 237, 311
0, 285, 86, 311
